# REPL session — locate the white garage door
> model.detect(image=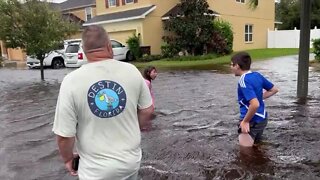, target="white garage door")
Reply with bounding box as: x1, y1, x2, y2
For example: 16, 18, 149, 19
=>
108, 30, 136, 45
